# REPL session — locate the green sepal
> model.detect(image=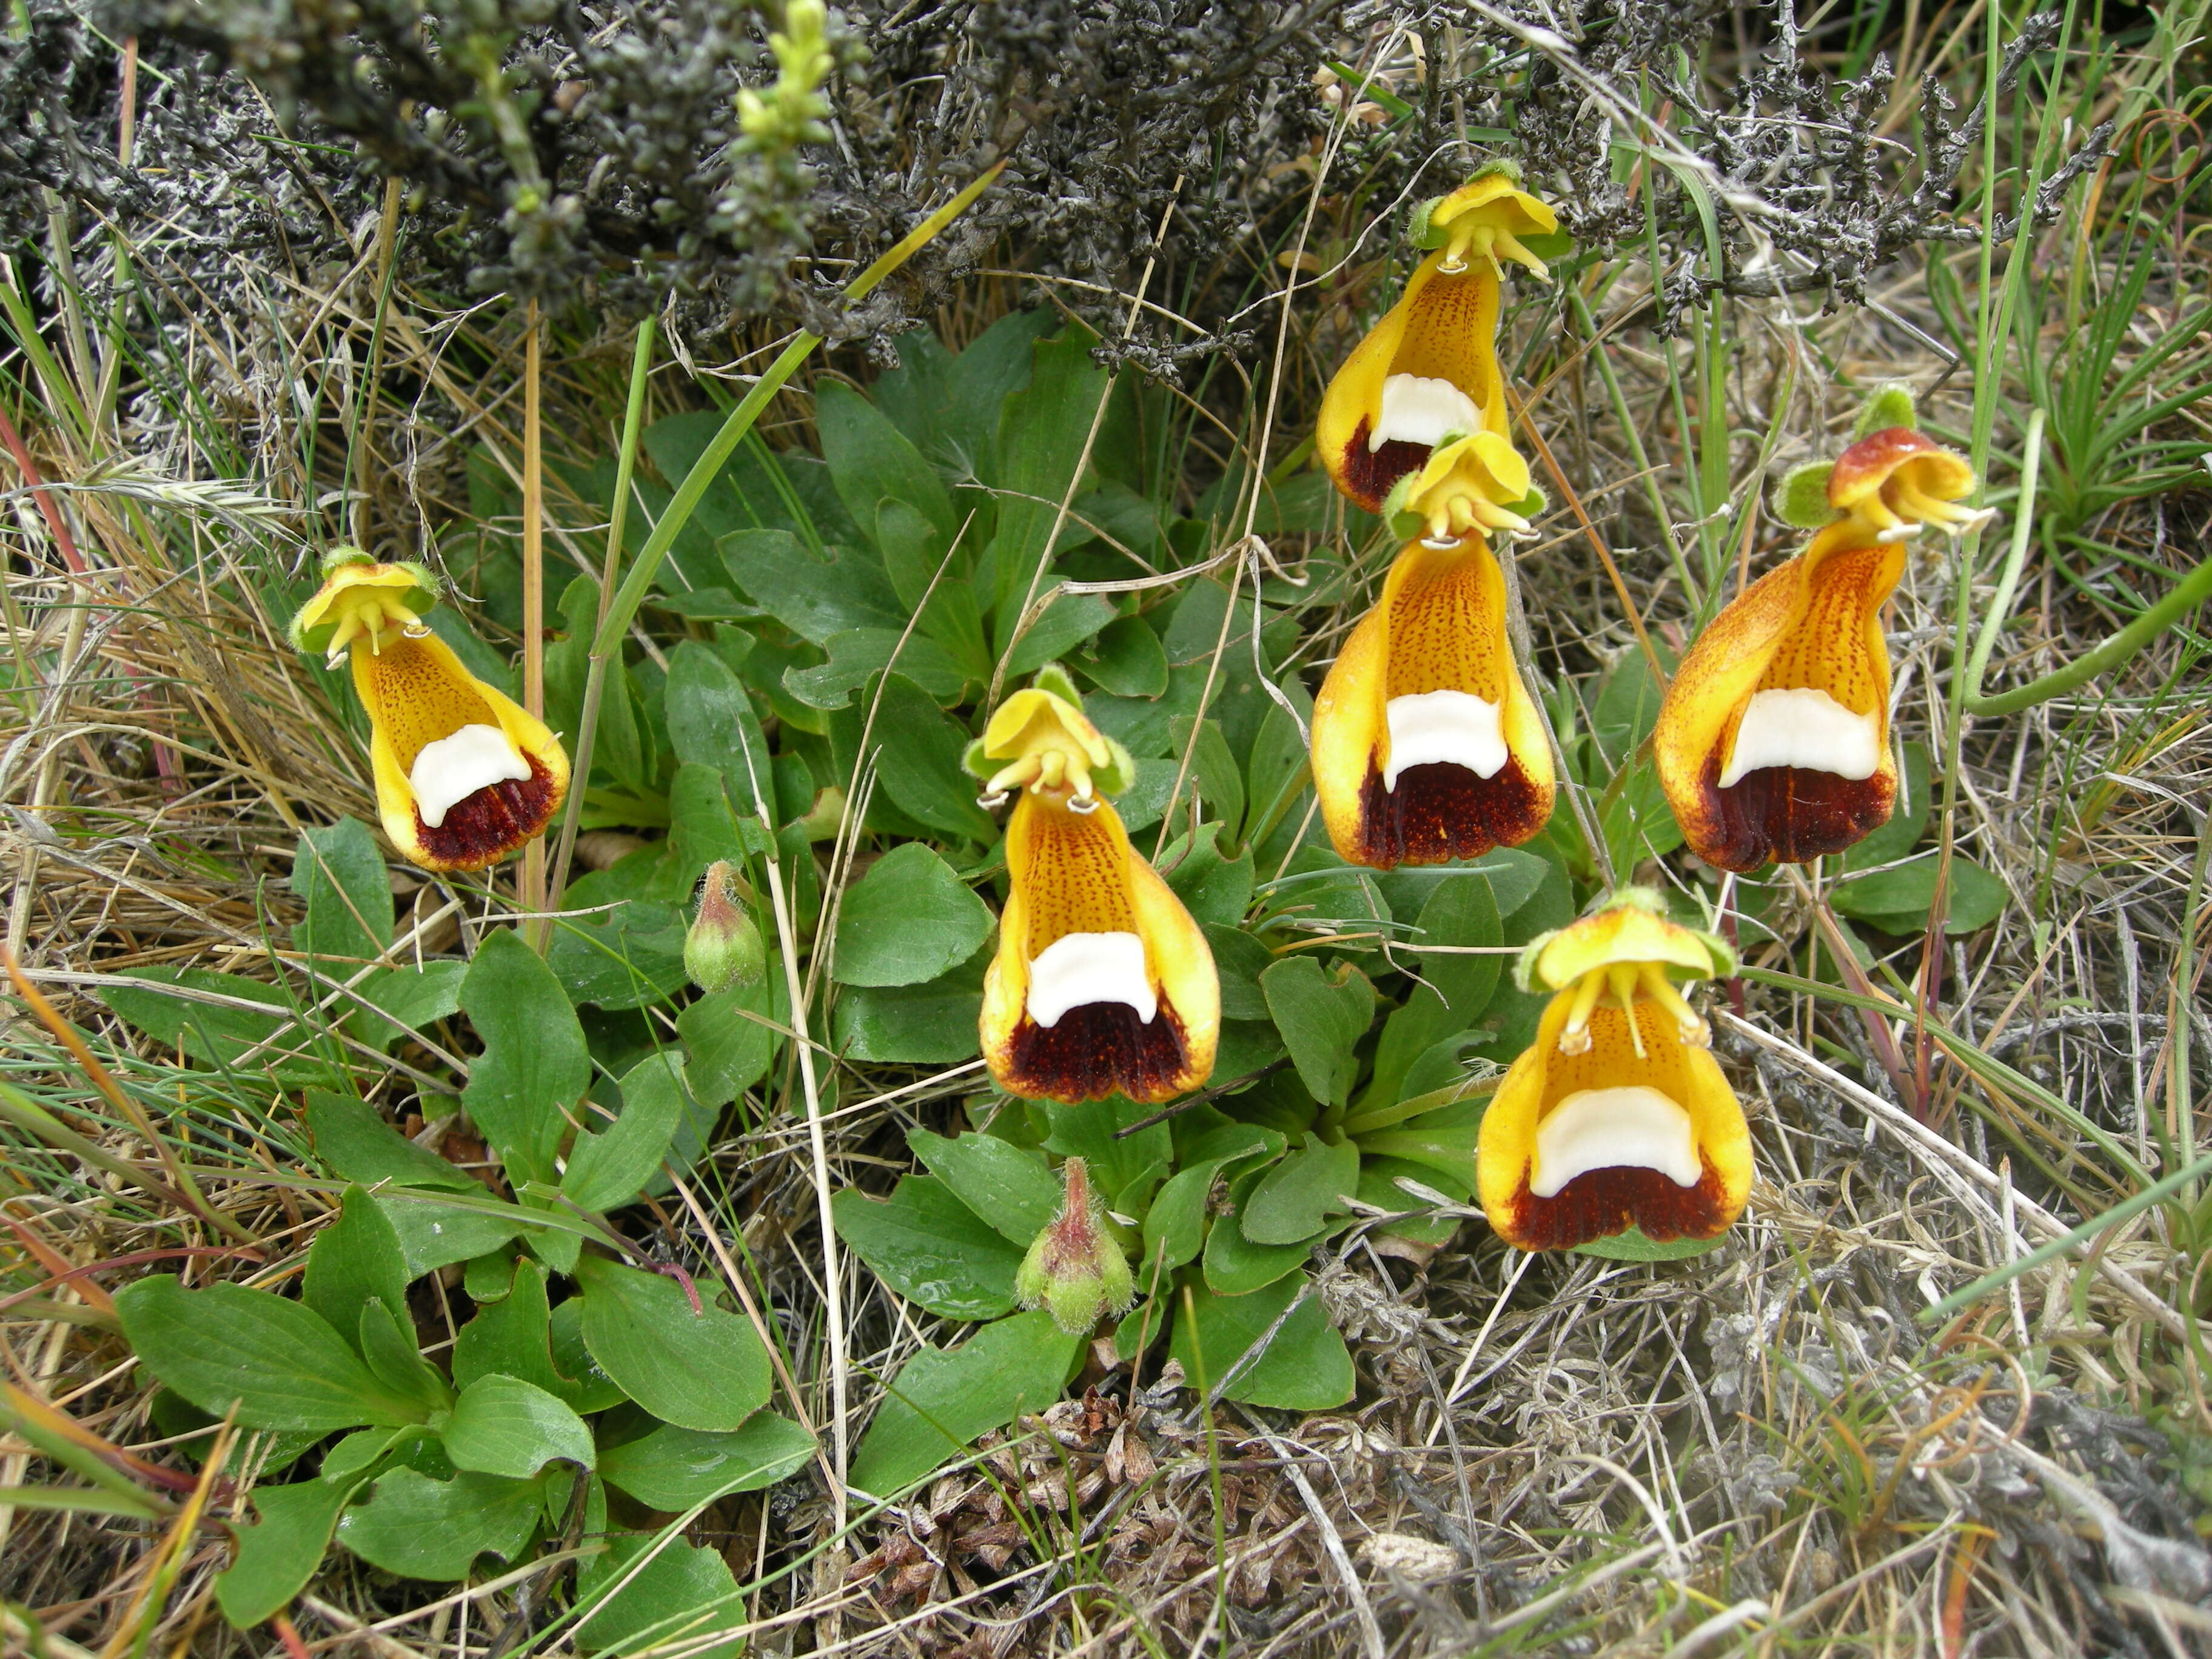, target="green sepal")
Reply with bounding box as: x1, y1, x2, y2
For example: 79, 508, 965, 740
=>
1409, 195, 1448, 250
1774, 462, 1842, 531
1852, 381, 1920, 440
1508, 484, 1548, 520
1510, 931, 1552, 994
960, 735, 994, 783
1381, 469, 1428, 544
1030, 662, 1084, 706
320, 545, 377, 575
1093, 735, 1135, 799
